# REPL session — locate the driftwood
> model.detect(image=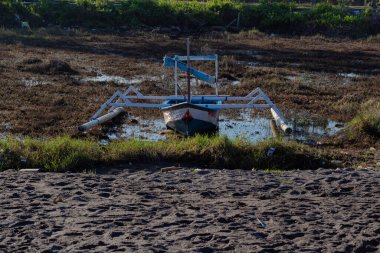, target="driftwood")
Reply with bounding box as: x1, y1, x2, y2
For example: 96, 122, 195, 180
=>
19, 168, 40, 172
